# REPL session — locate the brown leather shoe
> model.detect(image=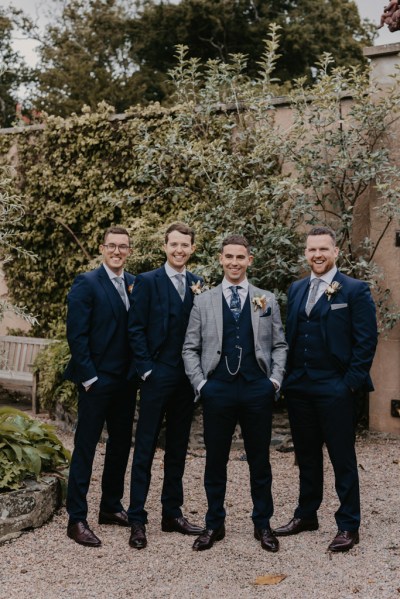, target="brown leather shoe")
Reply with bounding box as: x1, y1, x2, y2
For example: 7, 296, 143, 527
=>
161, 516, 204, 535
328, 530, 359, 552
274, 517, 319, 536
98, 510, 129, 527
192, 526, 225, 551
129, 523, 147, 549
67, 521, 101, 547
254, 526, 279, 552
